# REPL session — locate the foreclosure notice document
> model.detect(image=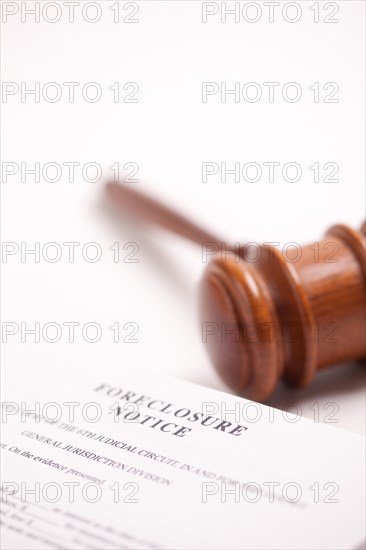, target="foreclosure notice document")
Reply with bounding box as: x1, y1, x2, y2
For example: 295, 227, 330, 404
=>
1, 367, 365, 550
